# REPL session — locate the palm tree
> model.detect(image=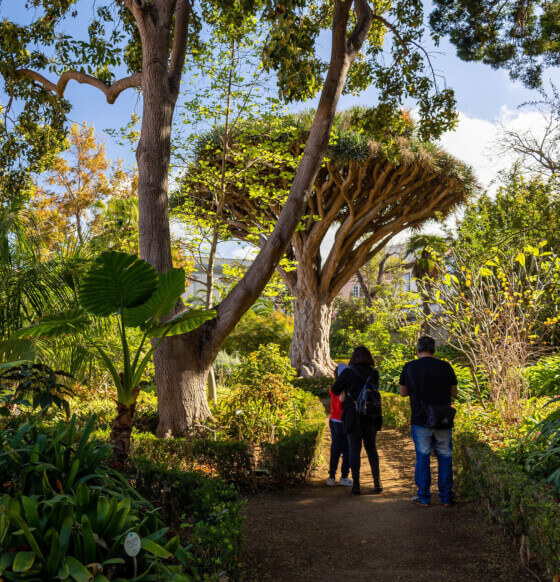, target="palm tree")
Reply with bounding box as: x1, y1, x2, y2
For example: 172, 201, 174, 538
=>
406, 233, 450, 332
